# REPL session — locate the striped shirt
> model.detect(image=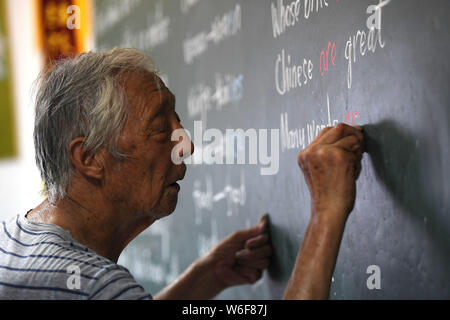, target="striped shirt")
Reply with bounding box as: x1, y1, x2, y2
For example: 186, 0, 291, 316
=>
0, 214, 152, 300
